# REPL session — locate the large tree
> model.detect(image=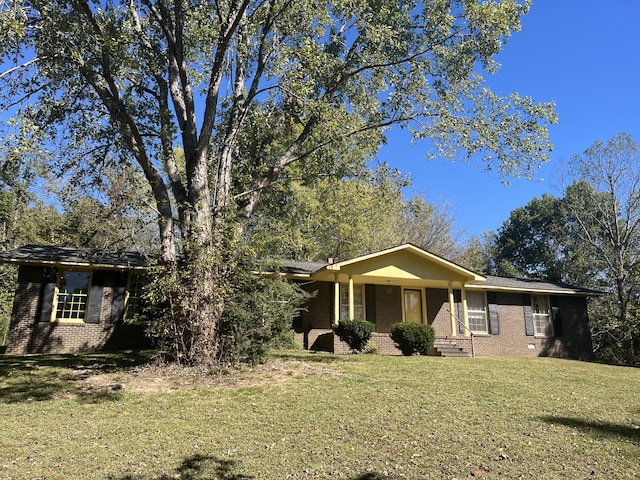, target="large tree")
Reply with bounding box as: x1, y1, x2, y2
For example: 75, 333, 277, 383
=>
489, 194, 570, 281
247, 164, 463, 262
0, 0, 556, 363
563, 133, 640, 365
485, 133, 640, 365
247, 165, 408, 262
